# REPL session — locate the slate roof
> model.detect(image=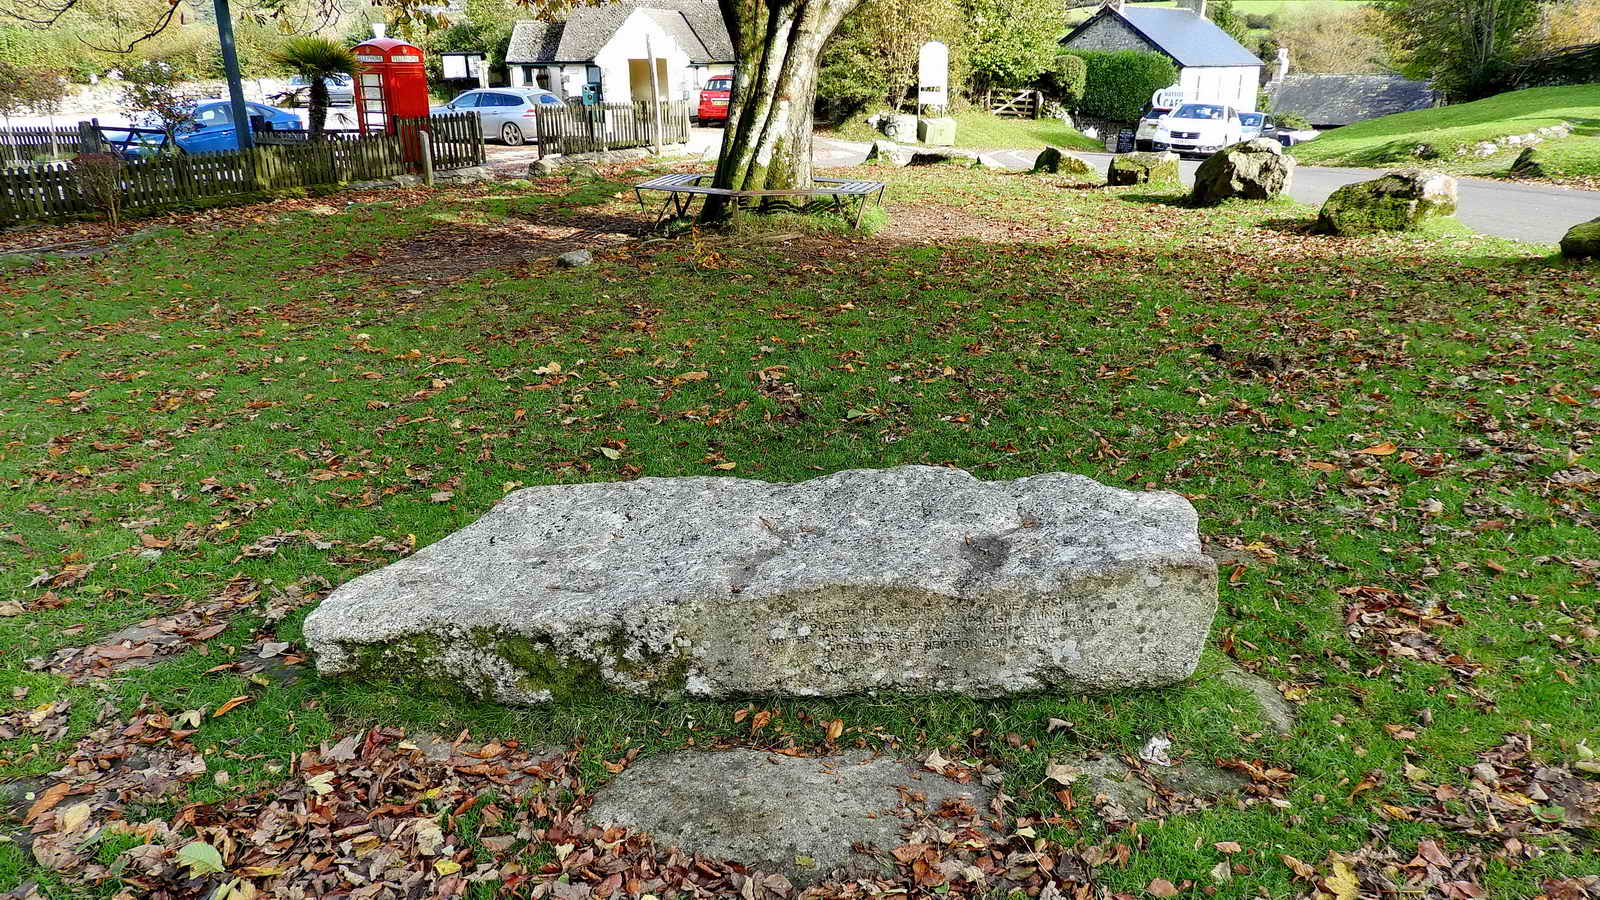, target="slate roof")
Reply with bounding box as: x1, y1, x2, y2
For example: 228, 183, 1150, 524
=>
506, 0, 732, 65
1267, 74, 1437, 127
1063, 5, 1262, 68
